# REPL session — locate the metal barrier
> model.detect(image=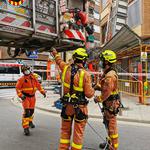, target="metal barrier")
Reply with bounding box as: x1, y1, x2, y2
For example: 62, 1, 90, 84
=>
88, 72, 145, 103
118, 79, 144, 104
39, 69, 149, 104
